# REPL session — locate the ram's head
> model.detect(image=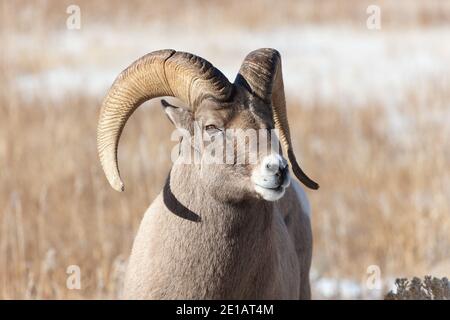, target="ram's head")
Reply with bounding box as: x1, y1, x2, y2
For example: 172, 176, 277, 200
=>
97, 49, 319, 202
